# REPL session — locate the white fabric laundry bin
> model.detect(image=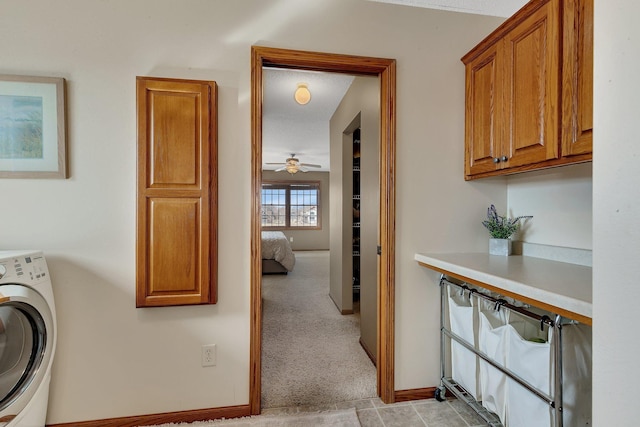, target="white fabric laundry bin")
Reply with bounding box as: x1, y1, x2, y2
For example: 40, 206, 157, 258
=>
561, 323, 592, 427
478, 299, 509, 423
505, 311, 553, 427
447, 284, 480, 400
442, 278, 592, 427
